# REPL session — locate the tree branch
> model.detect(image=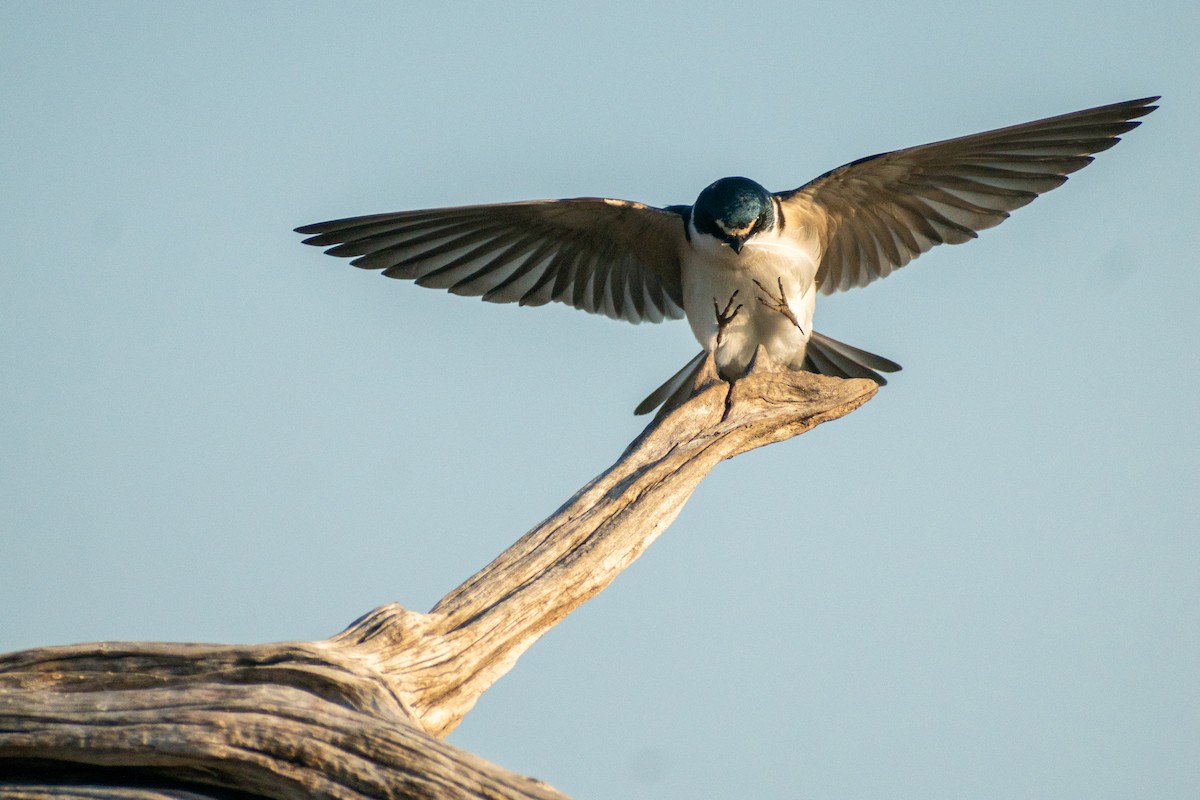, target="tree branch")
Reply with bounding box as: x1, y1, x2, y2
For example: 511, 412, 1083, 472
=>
0, 356, 877, 799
